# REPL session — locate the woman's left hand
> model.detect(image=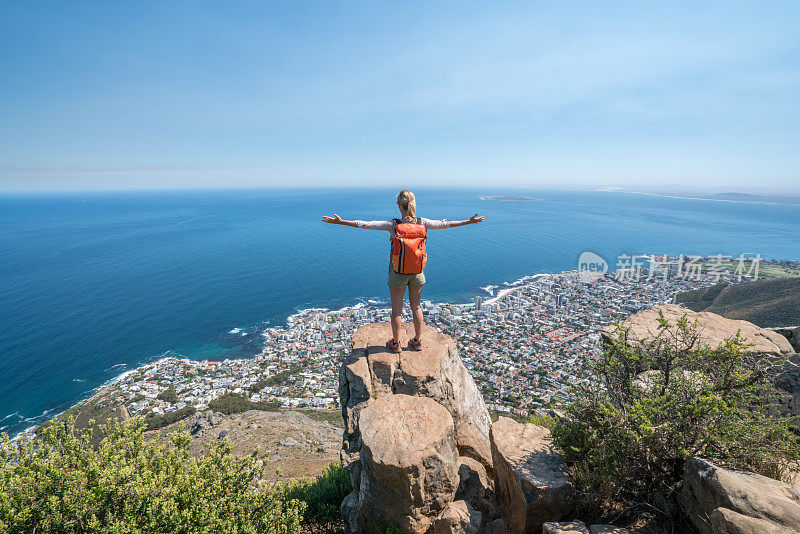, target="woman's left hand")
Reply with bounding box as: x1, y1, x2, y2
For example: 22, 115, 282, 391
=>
469, 213, 485, 224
